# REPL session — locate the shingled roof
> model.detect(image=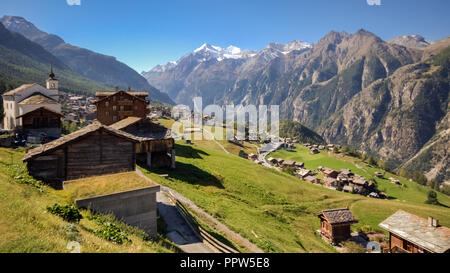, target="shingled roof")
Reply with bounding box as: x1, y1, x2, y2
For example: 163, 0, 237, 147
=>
23, 121, 140, 162
109, 116, 143, 130
2, 83, 39, 96
379, 210, 450, 253
318, 208, 358, 224
16, 107, 63, 119
19, 92, 58, 105
95, 91, 148, 97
